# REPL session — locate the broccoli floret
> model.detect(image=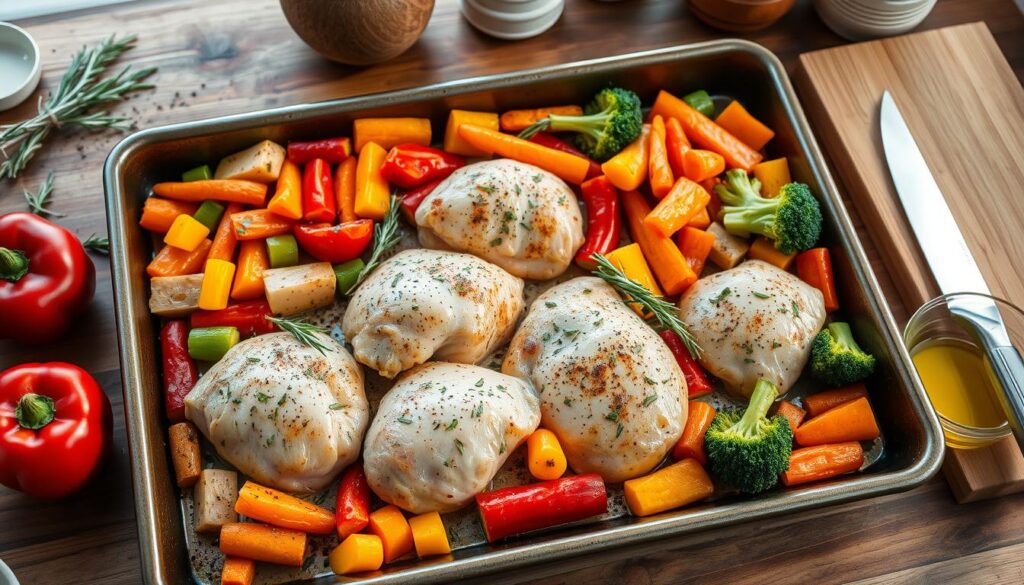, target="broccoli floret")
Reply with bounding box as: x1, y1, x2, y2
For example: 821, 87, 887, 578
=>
810, 322, 876, 386
705, 378, 793, 494
519, 87, 643, 162
715, 169, 823, 254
